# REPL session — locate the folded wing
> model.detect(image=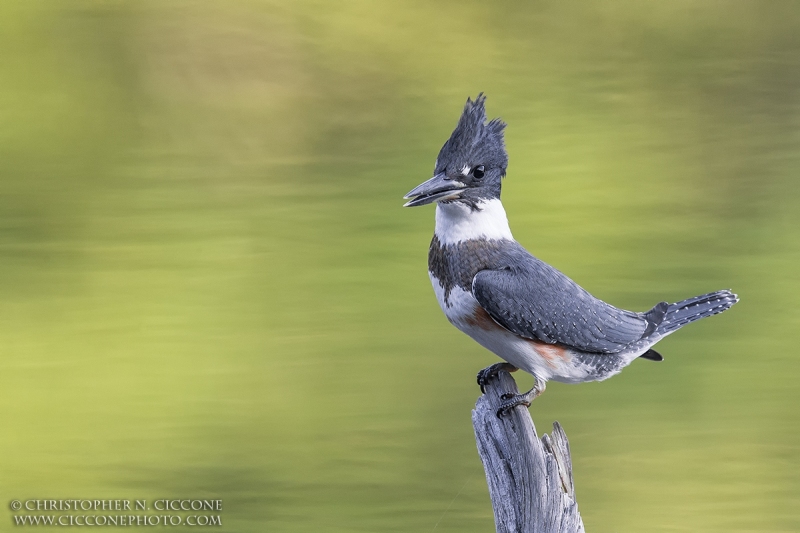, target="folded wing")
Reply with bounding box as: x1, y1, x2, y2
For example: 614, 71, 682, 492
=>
472, 257, 649, 354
